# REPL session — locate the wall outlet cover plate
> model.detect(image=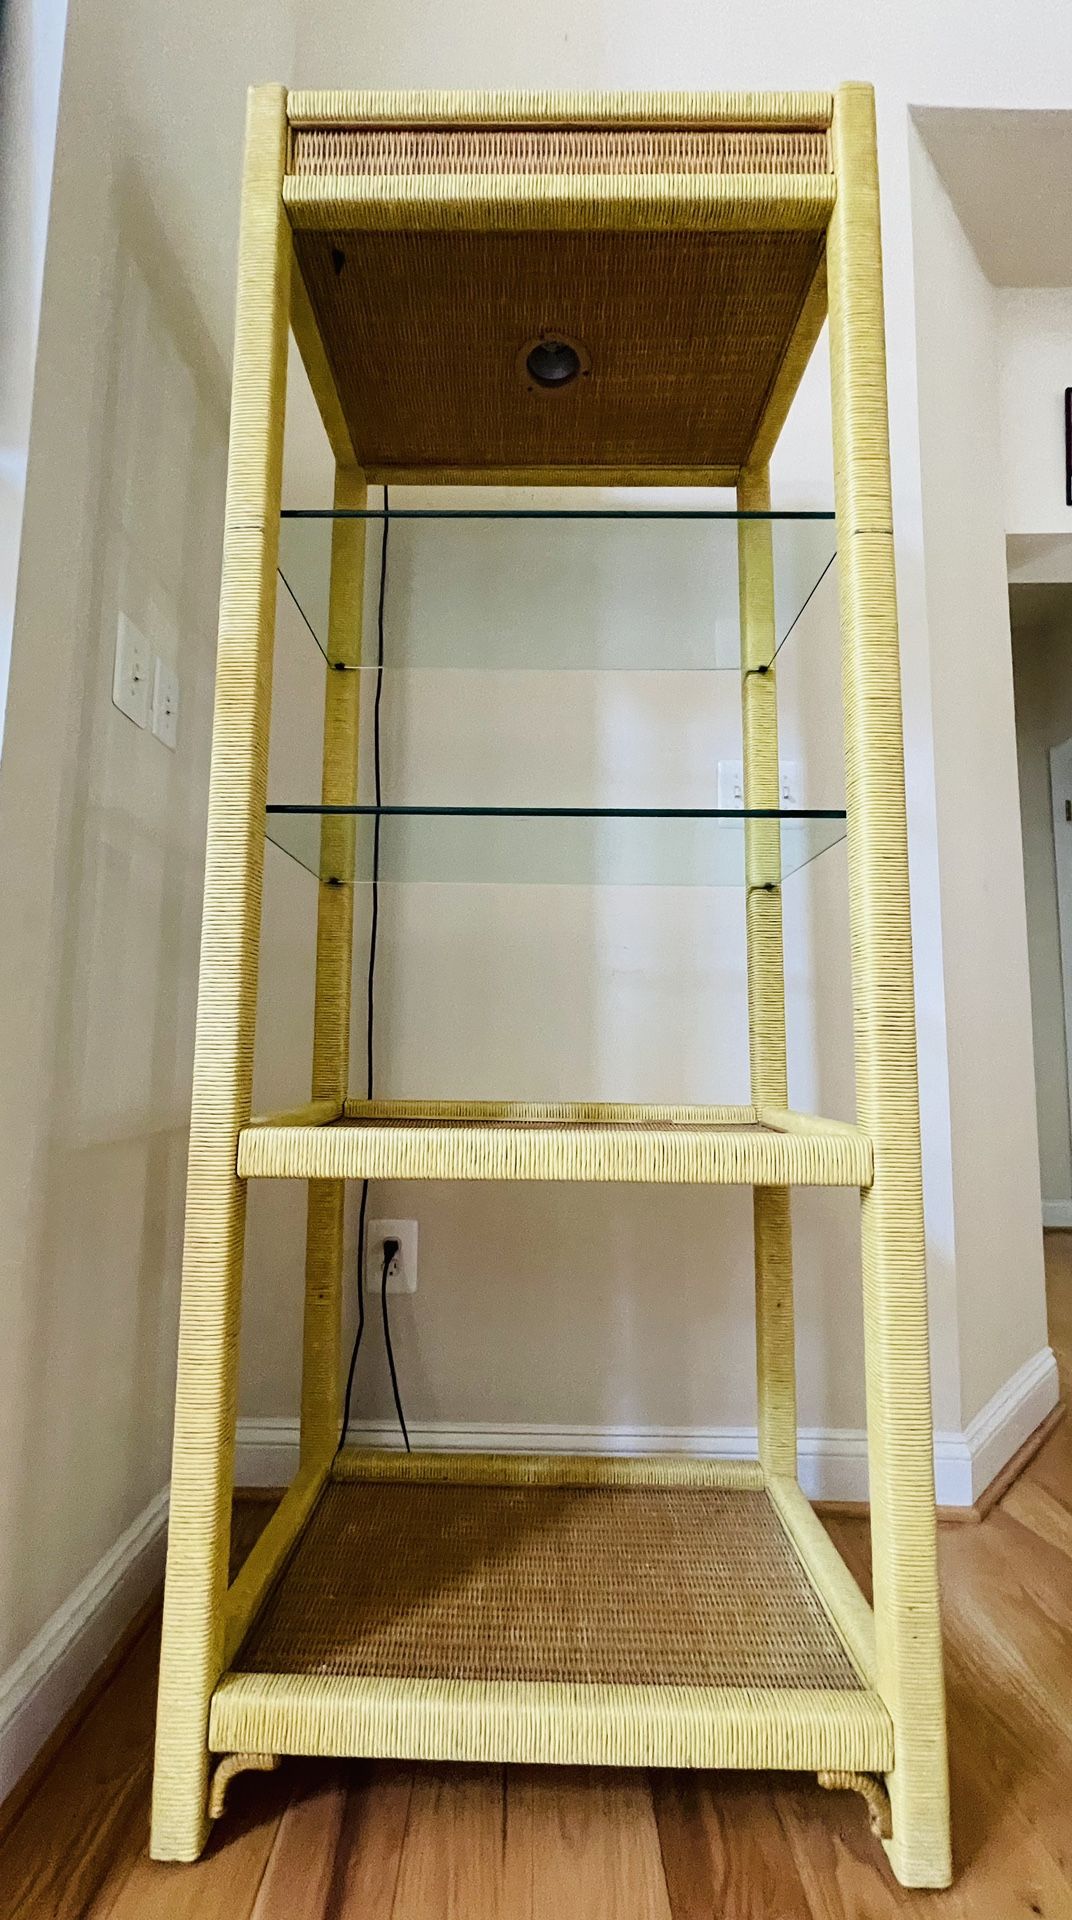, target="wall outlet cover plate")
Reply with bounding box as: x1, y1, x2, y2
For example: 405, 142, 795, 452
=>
151, 657, 180, 749
366, 1218, 418, 1293
112, 613, 152, 729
